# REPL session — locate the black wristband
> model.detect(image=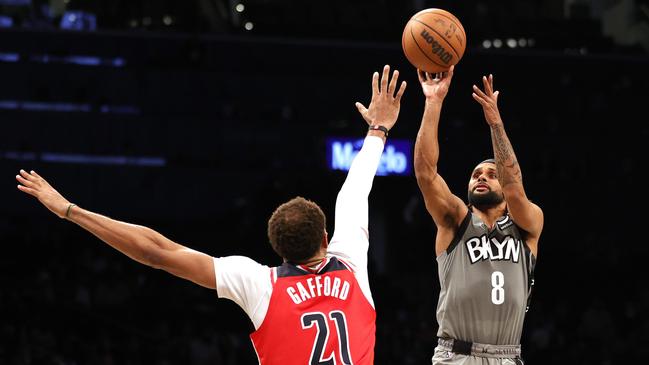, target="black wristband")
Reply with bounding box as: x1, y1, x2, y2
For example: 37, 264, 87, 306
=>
368, 125, 389, 137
